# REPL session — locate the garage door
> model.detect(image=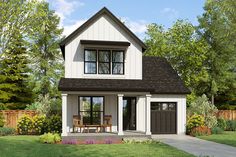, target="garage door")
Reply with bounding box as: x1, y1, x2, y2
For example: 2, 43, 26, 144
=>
151, 102, 177, 134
